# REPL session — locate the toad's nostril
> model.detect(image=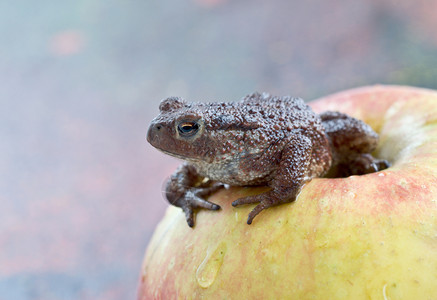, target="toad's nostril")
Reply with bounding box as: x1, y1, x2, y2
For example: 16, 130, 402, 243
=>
156, 124, 162, 131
